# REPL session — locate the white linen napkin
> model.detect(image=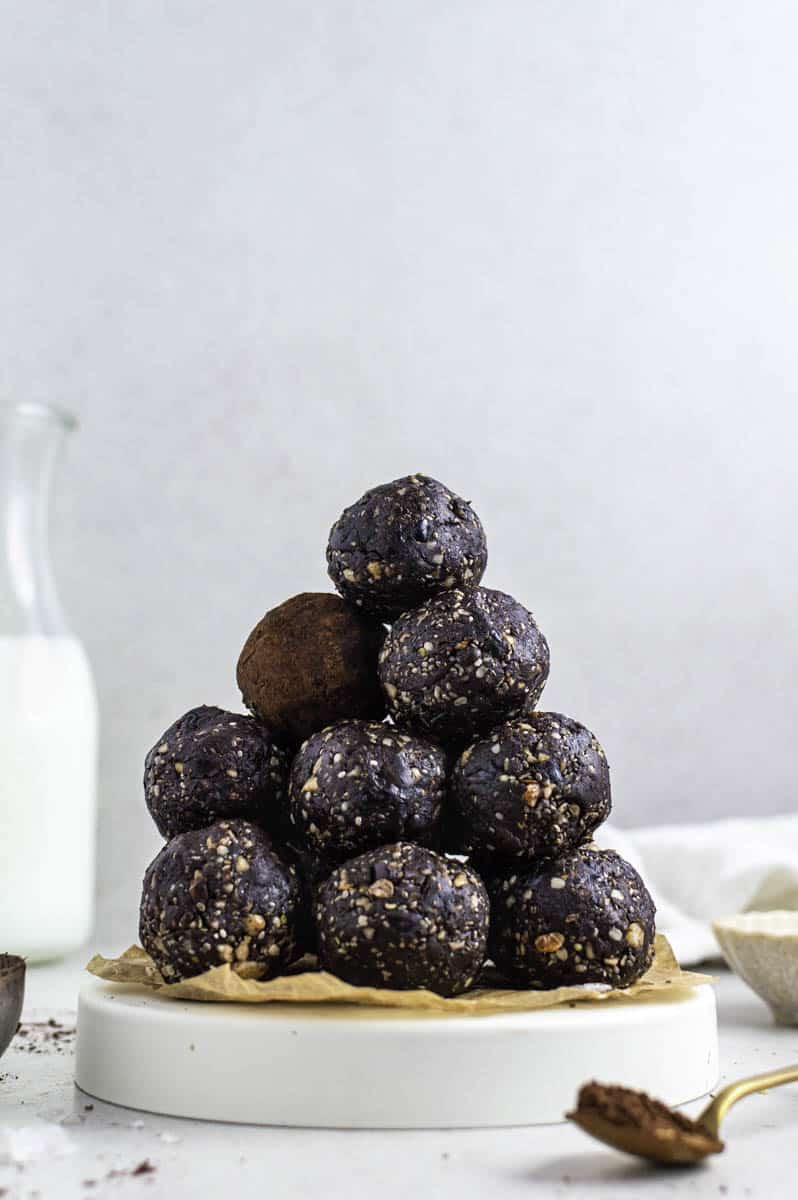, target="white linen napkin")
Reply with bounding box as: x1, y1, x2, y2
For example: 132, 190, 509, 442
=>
598, 815, 798, 965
